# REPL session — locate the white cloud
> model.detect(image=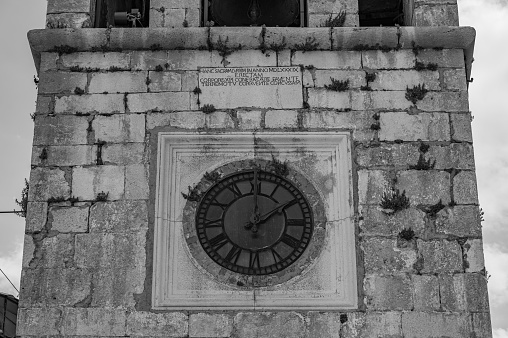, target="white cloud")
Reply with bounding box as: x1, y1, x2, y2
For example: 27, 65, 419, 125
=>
494, 328, 508, 338
0, 243, 23, 297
